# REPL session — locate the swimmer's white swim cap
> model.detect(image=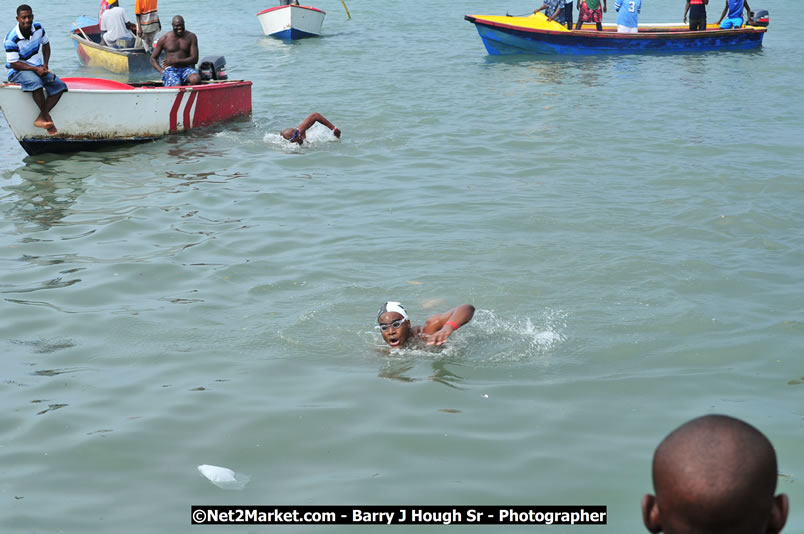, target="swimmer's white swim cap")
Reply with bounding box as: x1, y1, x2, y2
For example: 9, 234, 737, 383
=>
377, 301, 408, 321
